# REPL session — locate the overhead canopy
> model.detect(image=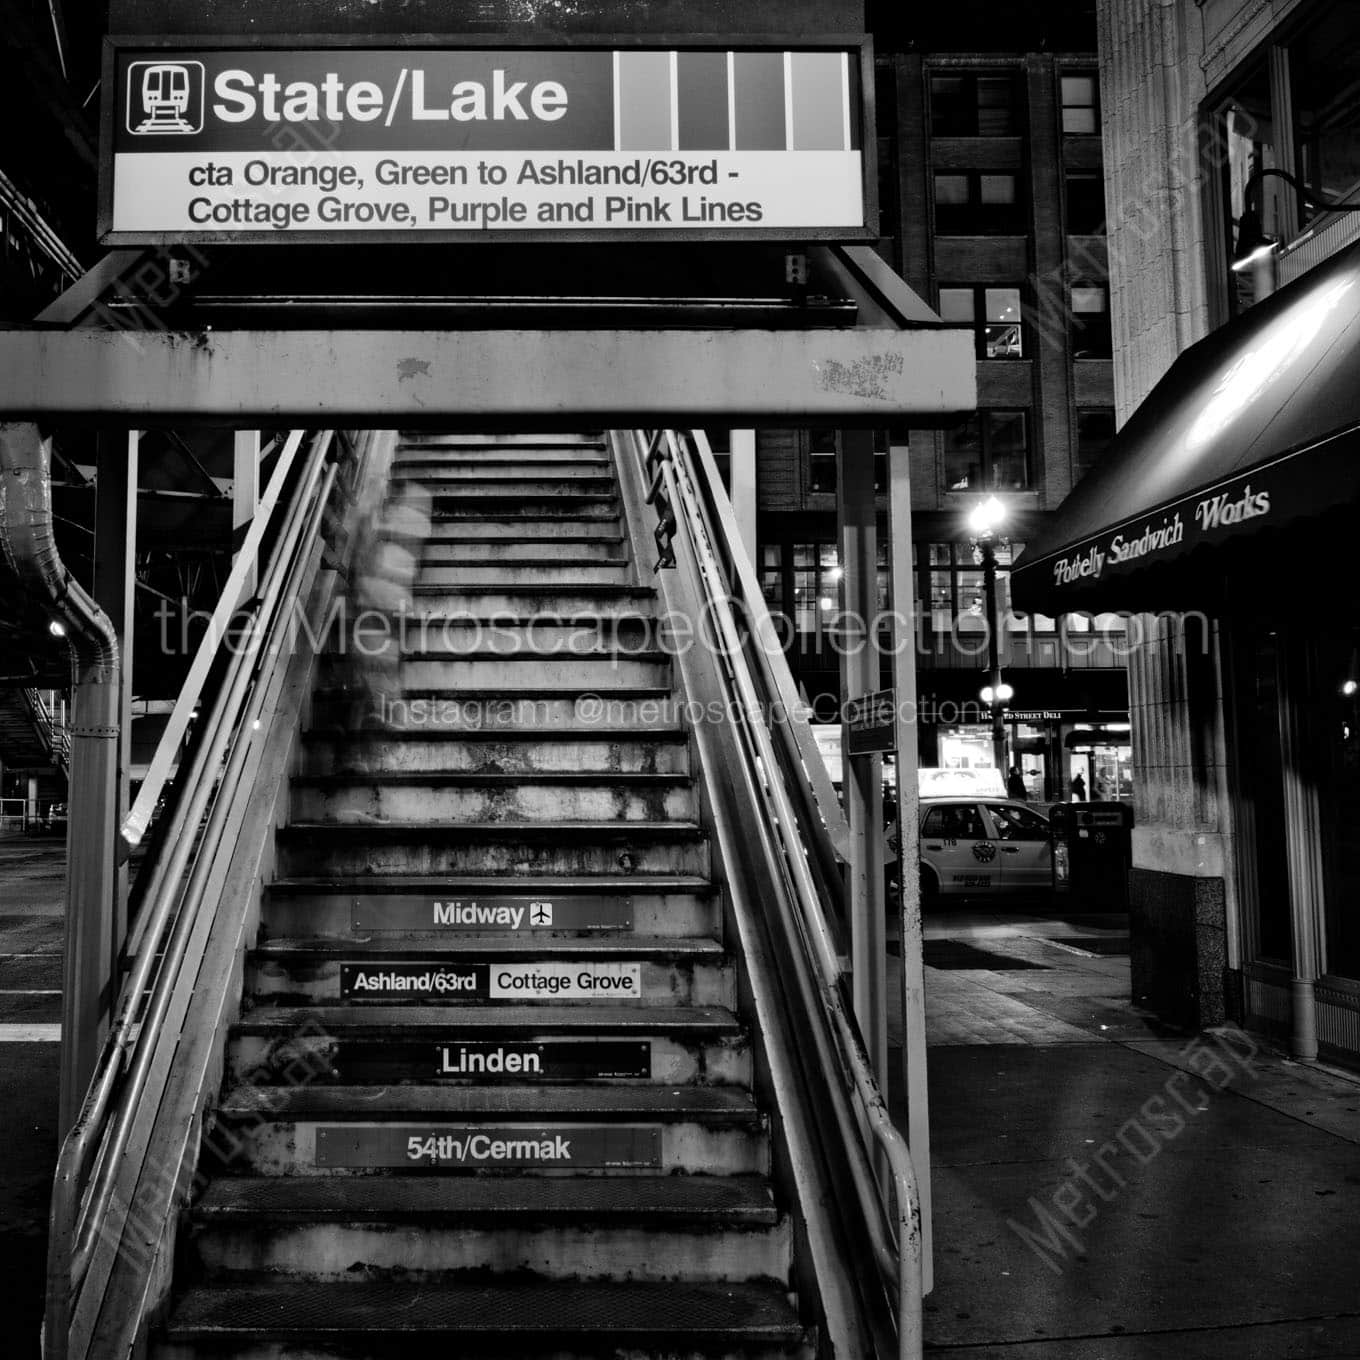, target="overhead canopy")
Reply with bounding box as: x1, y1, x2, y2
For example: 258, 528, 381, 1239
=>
1011, 236, 1360, 616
